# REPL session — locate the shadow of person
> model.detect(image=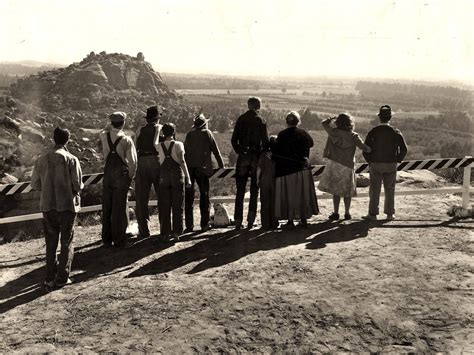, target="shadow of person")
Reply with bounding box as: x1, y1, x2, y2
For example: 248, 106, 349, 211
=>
0, 236, 172, 315
128, 220, 379, 277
